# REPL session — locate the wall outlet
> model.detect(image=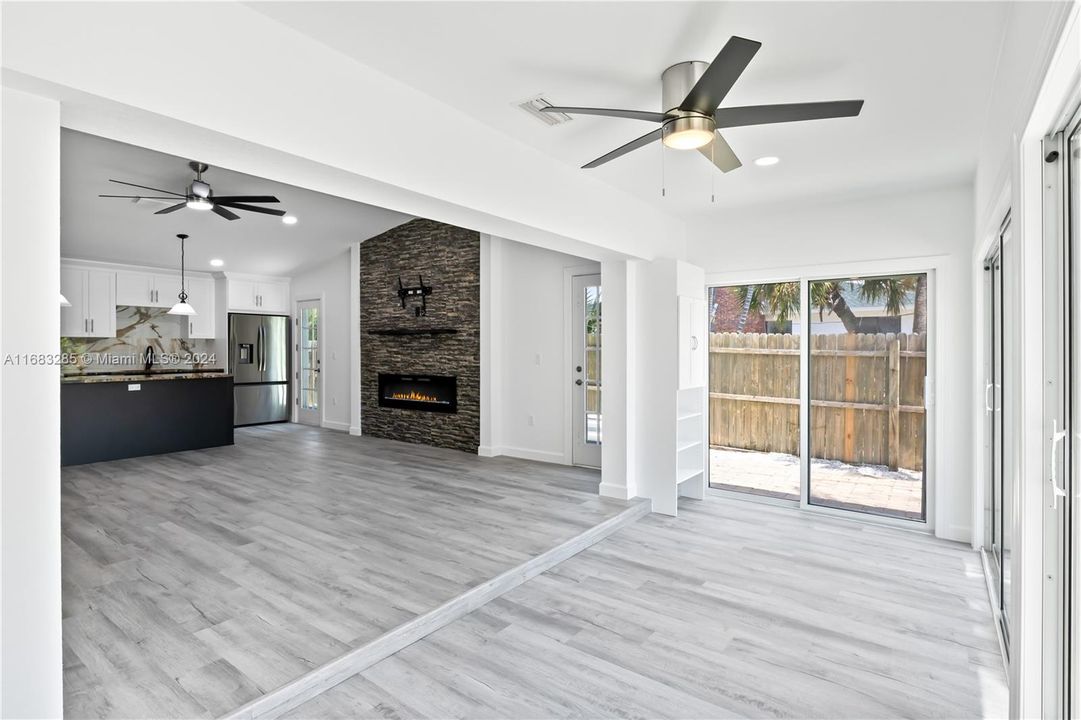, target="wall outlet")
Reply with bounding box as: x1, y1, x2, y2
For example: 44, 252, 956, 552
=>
332, 396, 338, 406
535, 353, 542, 366
527, 414, 535, 426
